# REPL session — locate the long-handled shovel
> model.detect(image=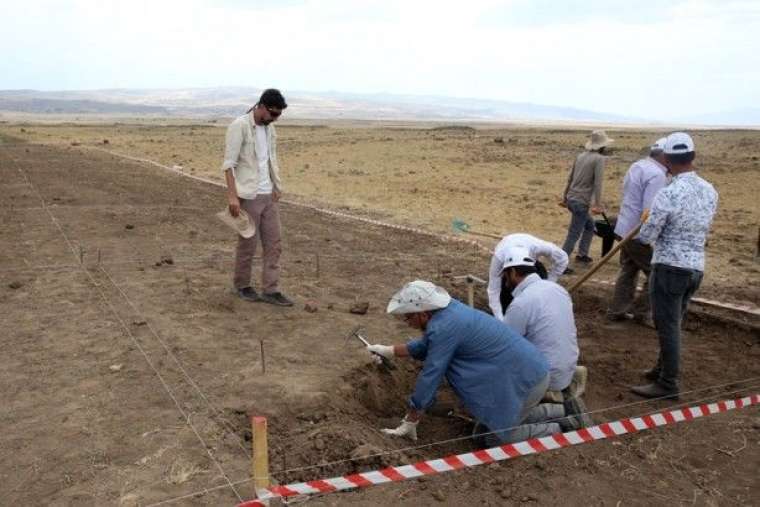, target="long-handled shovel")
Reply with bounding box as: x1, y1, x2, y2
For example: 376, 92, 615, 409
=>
451, 218, 501, 240
567, 222, 643, 293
